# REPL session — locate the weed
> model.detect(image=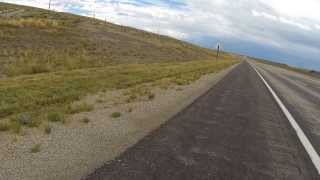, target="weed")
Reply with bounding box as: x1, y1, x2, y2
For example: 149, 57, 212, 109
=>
67, 103, 94, 114
12, 136, 18, 143
17, 113, 34, 126
81, 117, 90, 123
30, 144, 41, 153
148, 93, 155, 100
0, 122, 10, 131
9, 120, 22, 134
96, 99, 105, 103
174, 78, 189, 86
126, 94, 137, 103
44, 124, 51, 134
153, 78, 171, 89
111, 112, 121, 118
47, 112, 64, 123
176, 87, 183, 91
